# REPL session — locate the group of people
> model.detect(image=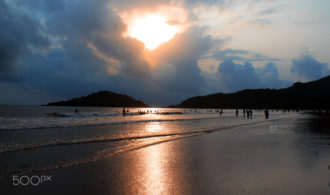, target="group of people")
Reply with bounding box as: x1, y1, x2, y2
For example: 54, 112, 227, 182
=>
222, 108, 270, 119
123, 108, 162, 116
242, 109, 253, 119
122, 108, 129, 116
137, 109, 159, 115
